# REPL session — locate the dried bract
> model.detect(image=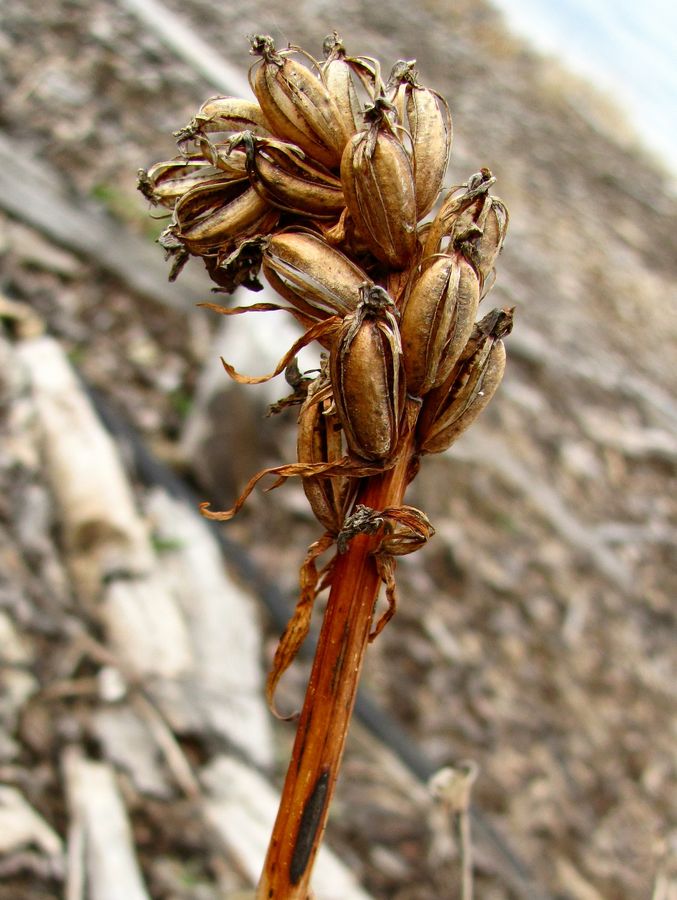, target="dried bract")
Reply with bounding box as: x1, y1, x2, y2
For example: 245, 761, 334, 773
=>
337, 503, 435, 637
